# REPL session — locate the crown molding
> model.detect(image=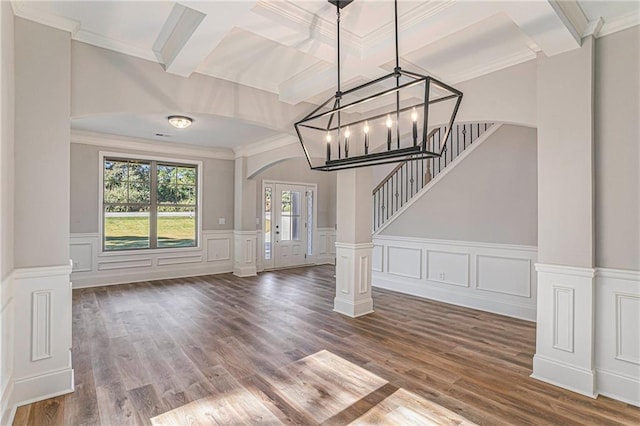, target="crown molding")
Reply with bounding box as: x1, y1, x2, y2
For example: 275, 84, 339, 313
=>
74, 29, 157, 63
598, 12, 640, 38
71, 130, 234, 161
233, 133, 299, 159
582, 17, 604, 38
11, 0, 80, 35
549, 0, 588, 44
